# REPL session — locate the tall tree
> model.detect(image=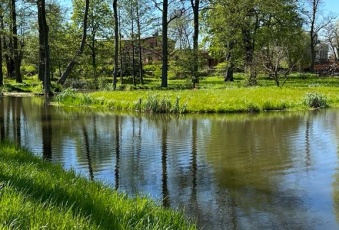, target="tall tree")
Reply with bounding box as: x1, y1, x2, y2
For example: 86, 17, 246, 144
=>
72, 0, 112, 88
113, 0, 119, 89
57, 0, 90, 85
152, 0, 184, 87
191, 0, 200, 88
10, 0, 22, 83
0, 2, 3, 86
301, 0, 336, 71
38, 0, 51, 95
205, 0, 301, 85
